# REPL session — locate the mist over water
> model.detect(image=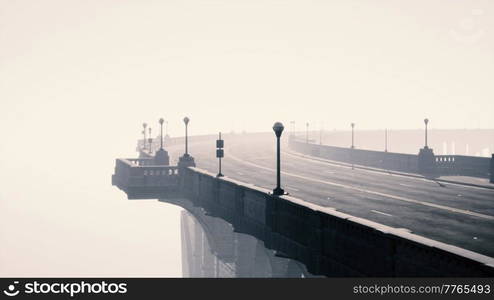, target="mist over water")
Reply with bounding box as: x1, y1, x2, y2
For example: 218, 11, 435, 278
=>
0, 130, 183, 277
